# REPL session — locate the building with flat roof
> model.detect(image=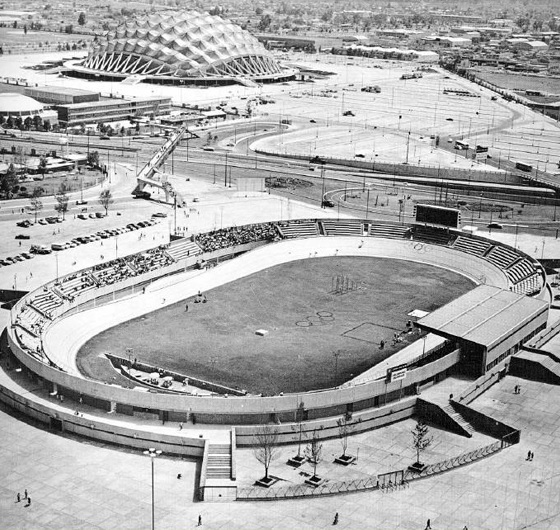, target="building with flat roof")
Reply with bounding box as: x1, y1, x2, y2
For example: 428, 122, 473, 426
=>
25, 86, 100, 106
55, 97, 171, 126
417, 285, 548, 375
